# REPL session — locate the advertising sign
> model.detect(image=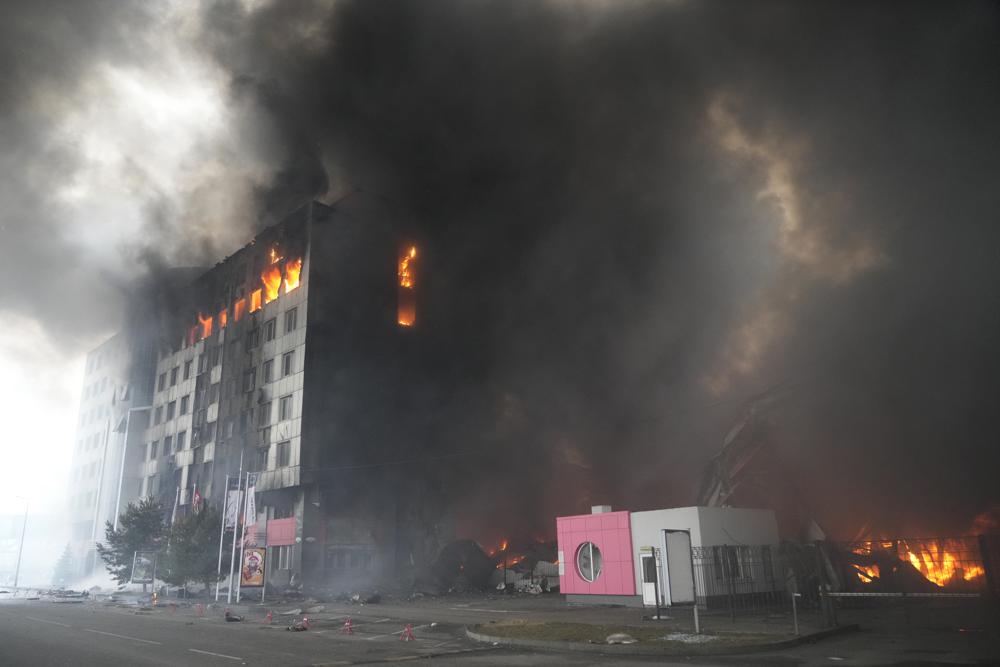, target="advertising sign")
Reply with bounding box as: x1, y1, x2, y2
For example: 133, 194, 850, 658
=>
241, 547, 265, 587
131, 551, 157, 584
